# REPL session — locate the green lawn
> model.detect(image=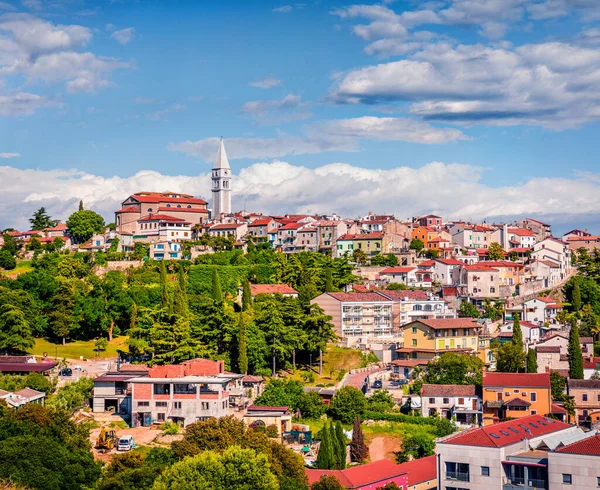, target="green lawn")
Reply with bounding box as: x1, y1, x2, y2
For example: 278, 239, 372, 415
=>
287, 346, 364, 386
32, 336, 129, 360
